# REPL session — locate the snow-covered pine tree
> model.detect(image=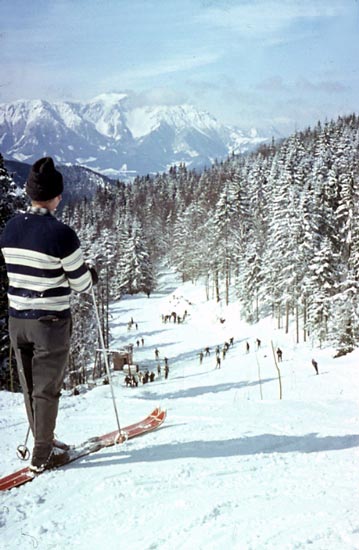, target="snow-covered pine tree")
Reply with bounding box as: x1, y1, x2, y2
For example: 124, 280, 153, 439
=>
212, 178, 239, 304
118, 218, 154, 296
236, 155, 270, 322
305, 237, 339, 346
0, 154, 25, 389
329, 125, 359, 354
